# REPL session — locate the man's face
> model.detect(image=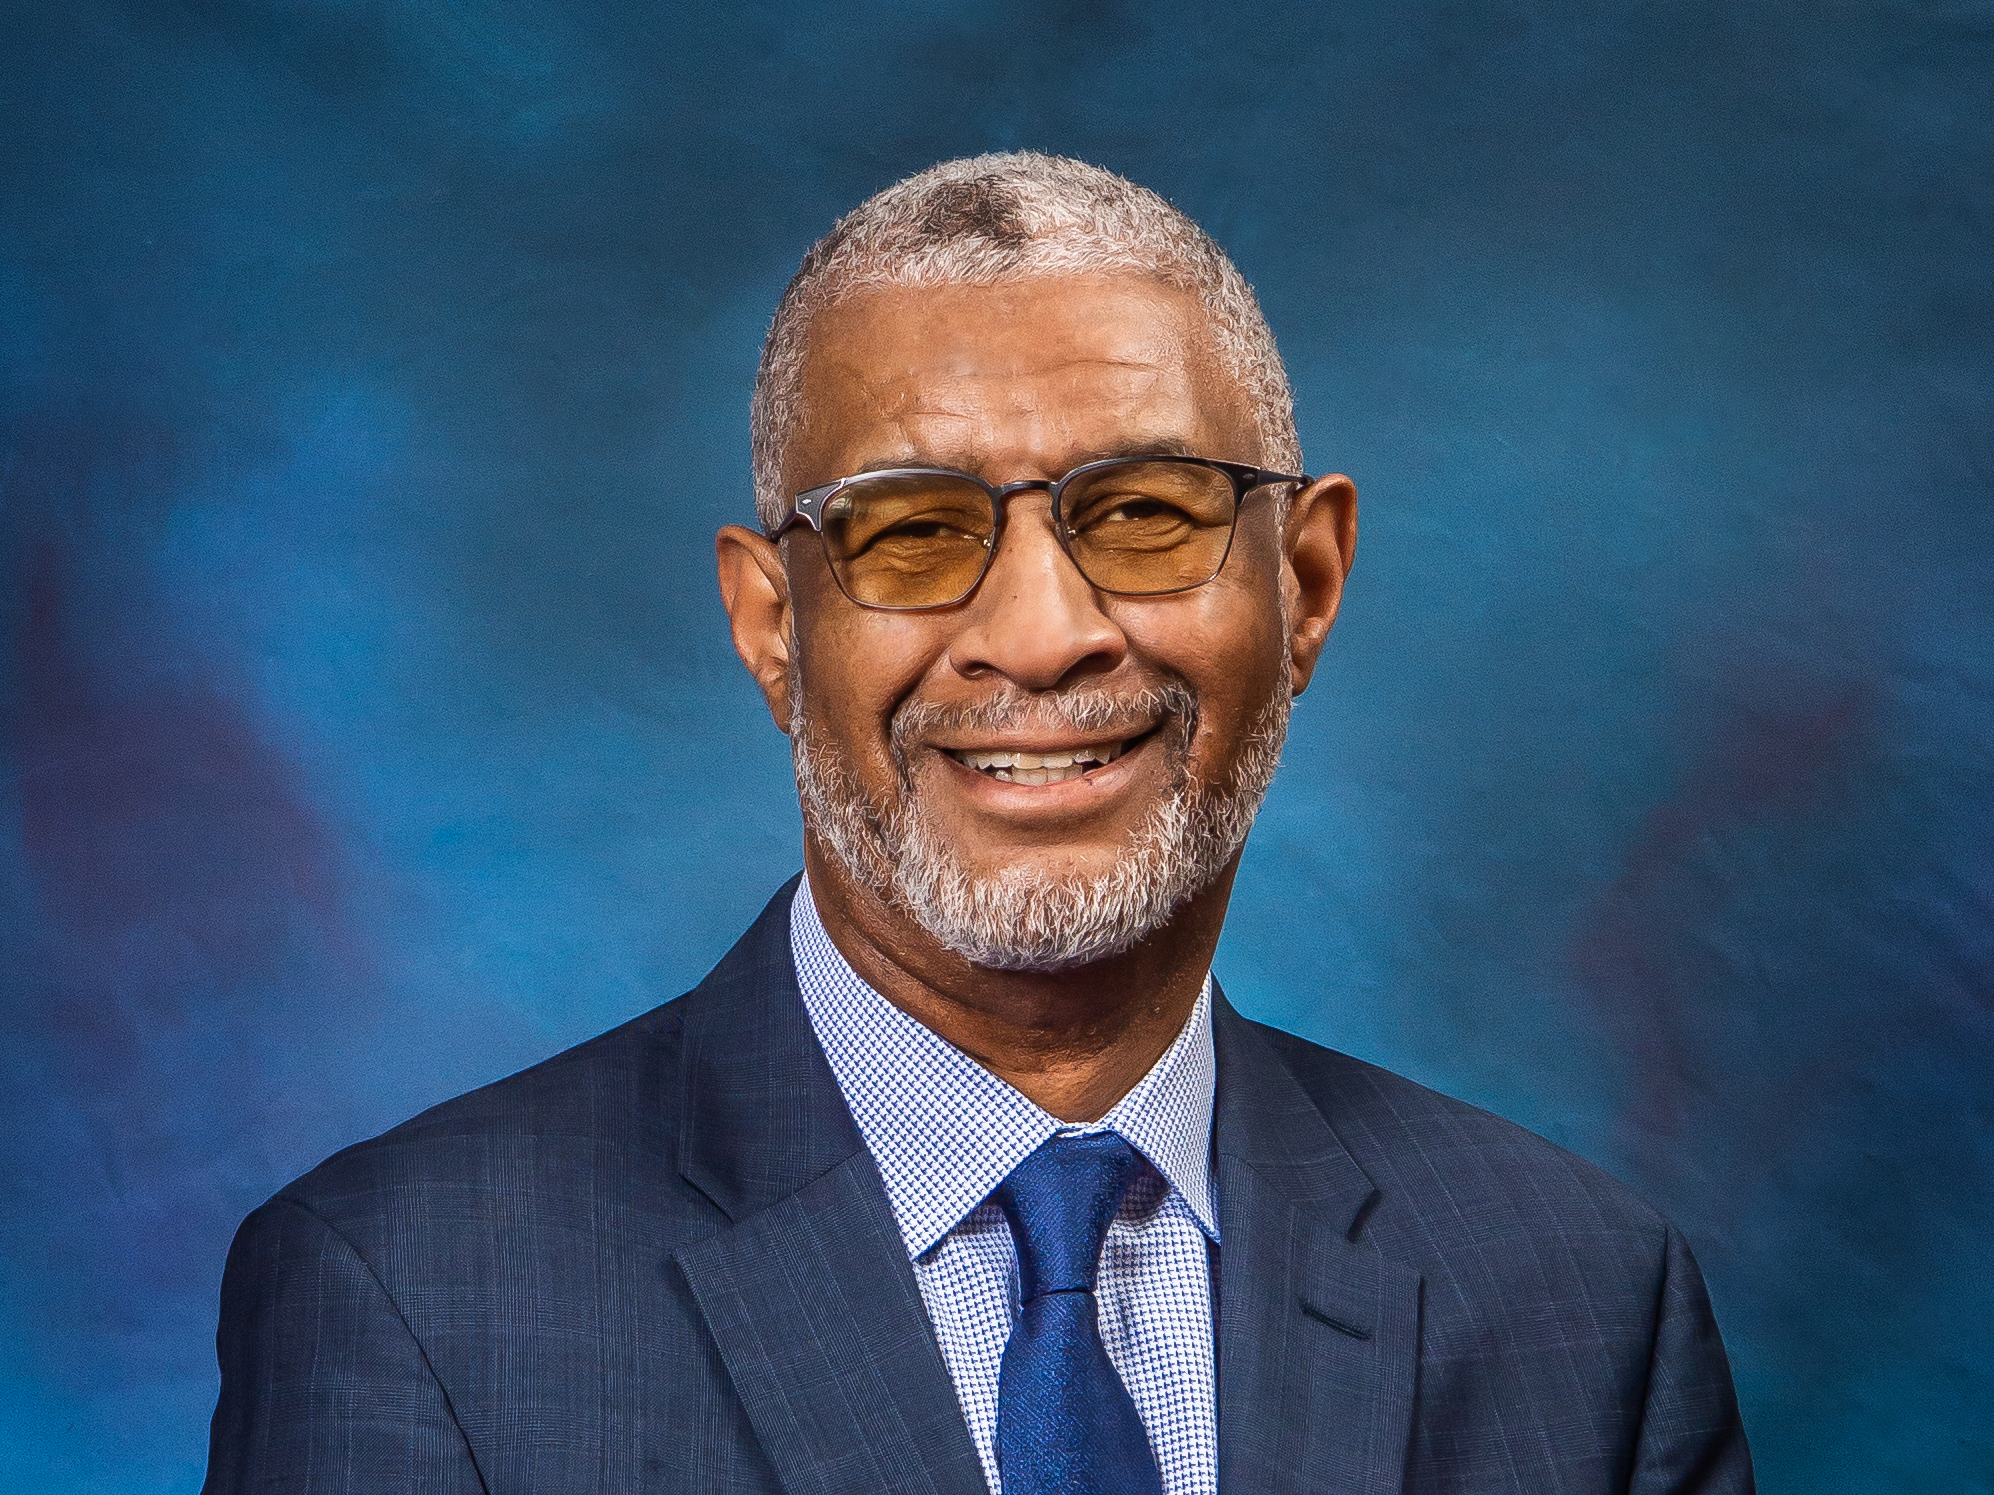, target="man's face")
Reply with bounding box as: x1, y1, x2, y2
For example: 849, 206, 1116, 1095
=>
772, 273, 1315, 968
